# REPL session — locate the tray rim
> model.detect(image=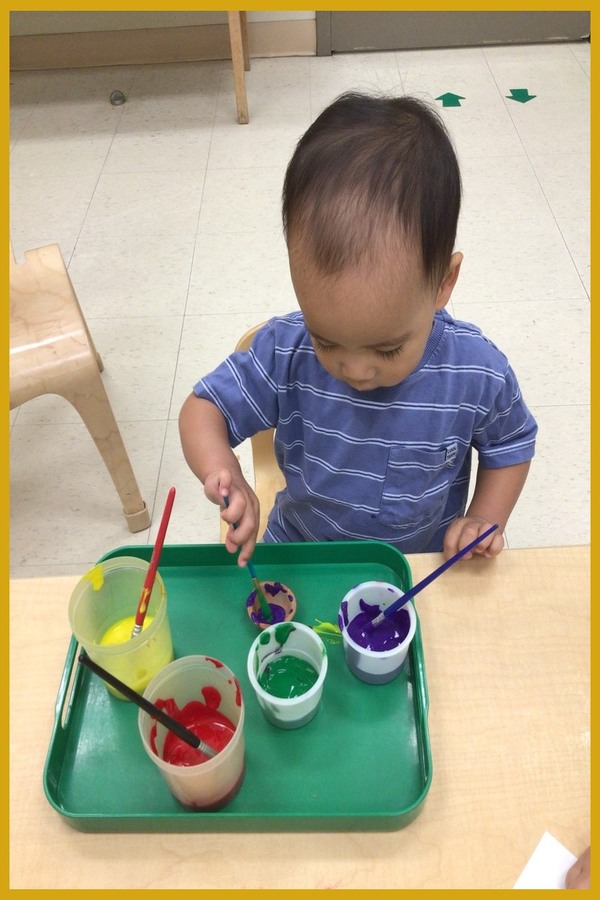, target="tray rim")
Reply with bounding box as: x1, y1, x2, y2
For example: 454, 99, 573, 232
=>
43, 541, 433, 832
